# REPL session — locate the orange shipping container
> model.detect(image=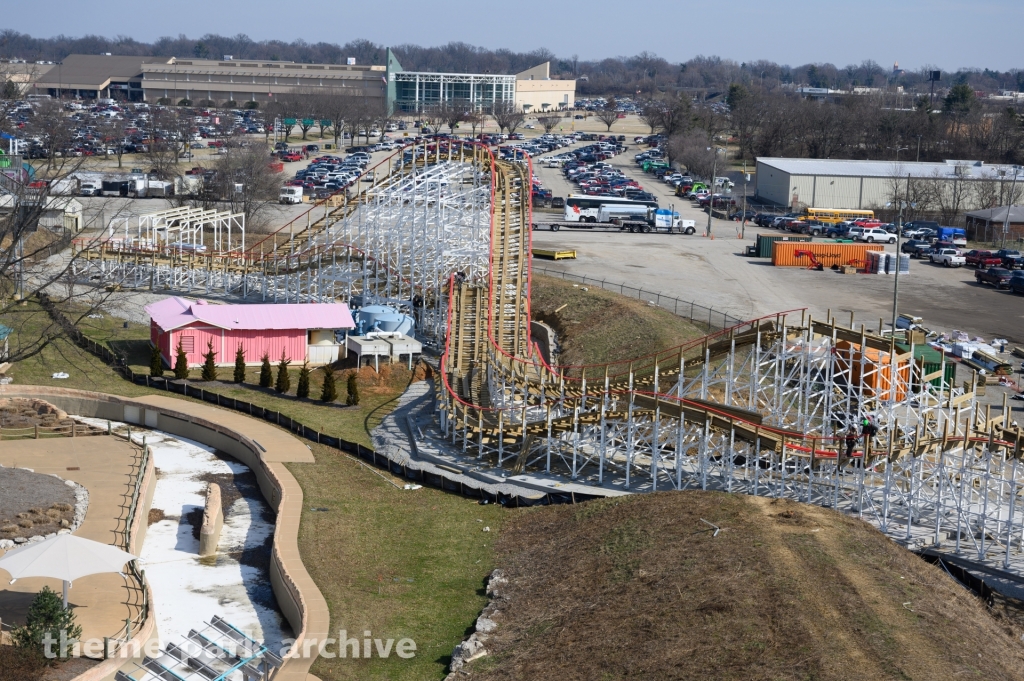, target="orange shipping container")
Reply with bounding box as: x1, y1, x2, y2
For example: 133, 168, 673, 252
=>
834, 340, 910, 401
771, 242, 883, 267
